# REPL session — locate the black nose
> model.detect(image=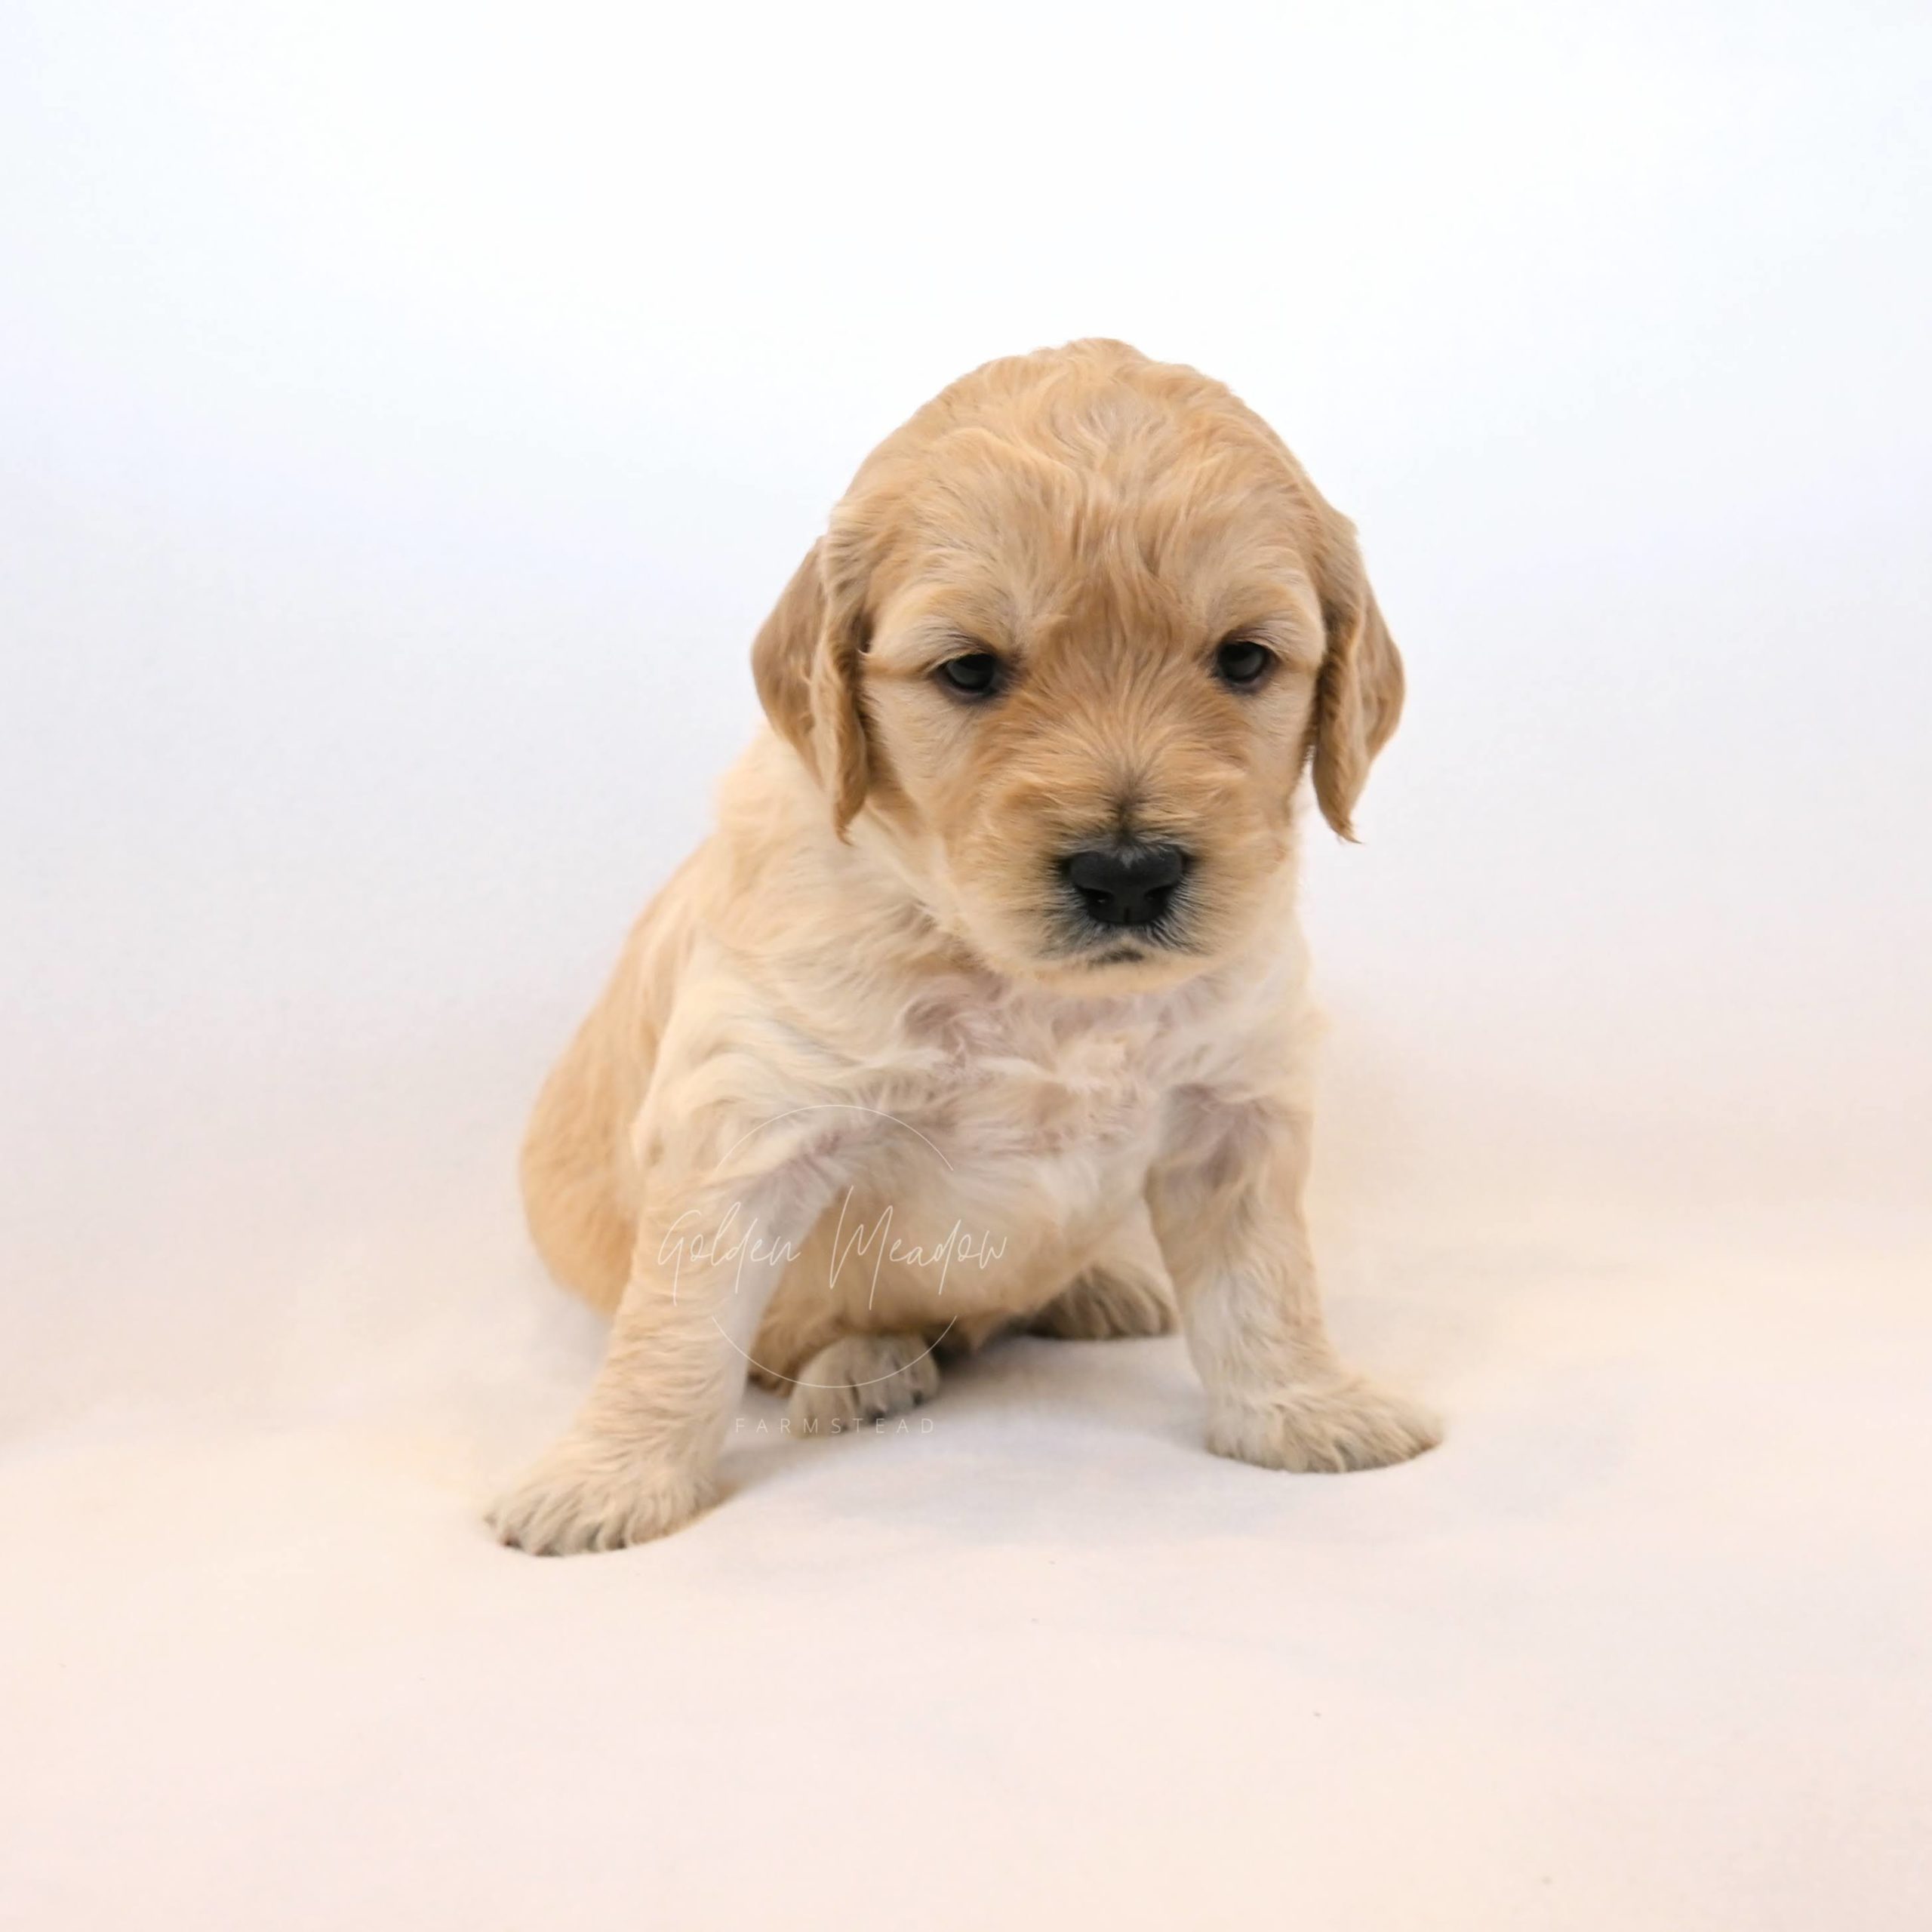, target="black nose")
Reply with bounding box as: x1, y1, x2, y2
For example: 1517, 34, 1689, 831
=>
1063, 844, 1189, 929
